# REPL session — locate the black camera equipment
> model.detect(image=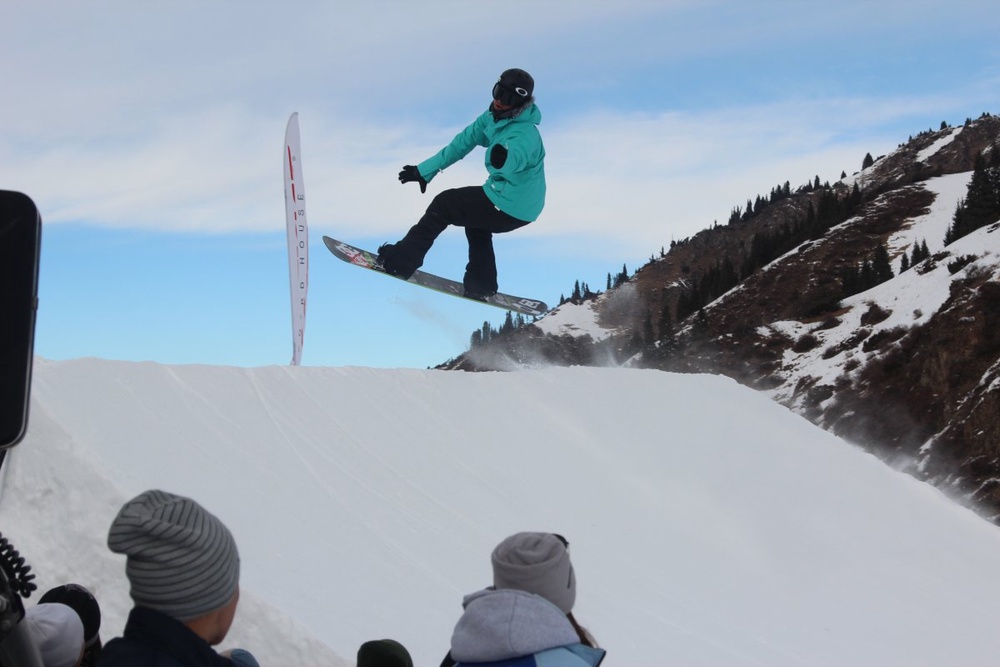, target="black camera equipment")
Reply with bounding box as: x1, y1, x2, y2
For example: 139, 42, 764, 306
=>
0, 190, 43, 666
0, 190, 41, 452
0, 532, 41, 665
